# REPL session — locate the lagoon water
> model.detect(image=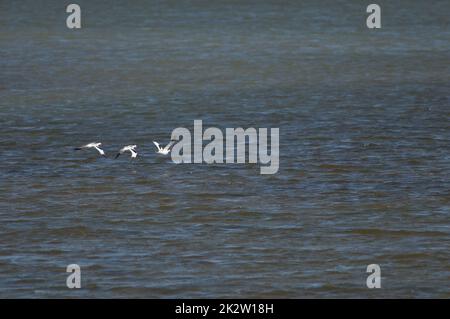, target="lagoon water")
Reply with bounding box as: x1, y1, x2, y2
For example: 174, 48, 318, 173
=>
0, 0, 449, 298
